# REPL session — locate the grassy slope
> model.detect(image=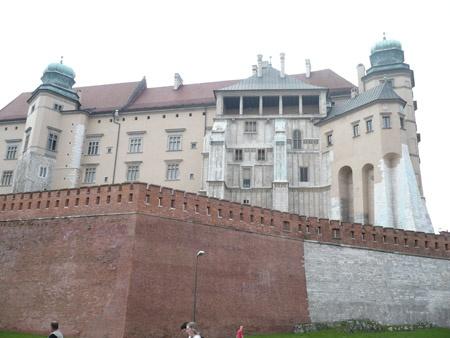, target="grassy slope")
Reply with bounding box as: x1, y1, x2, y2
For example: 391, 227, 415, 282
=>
249, 328, 450, 338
